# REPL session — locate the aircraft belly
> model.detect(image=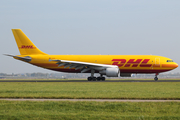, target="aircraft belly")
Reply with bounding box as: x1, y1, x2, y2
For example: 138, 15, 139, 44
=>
30, 62, 172, 74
